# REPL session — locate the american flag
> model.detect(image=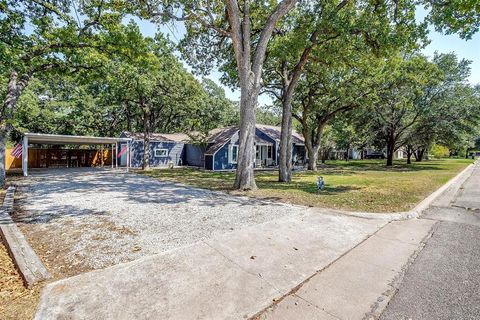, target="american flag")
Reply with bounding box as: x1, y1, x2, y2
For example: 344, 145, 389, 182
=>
117, 145, 128, 158
11, 144, 22, 159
